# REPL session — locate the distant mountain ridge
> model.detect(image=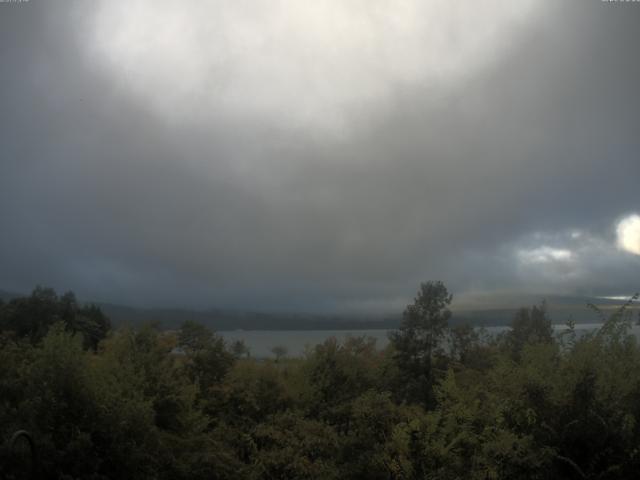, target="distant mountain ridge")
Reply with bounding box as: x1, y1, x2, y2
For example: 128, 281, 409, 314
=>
99, 294, 638, 331
1, 287, 636, 330
87, 297, 640, 330
97, 302, 402, 331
